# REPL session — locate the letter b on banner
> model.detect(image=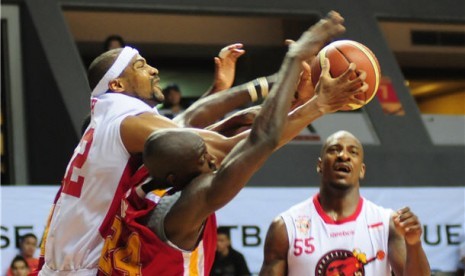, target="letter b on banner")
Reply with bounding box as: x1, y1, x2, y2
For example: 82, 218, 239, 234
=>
242, 225, 261, 246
